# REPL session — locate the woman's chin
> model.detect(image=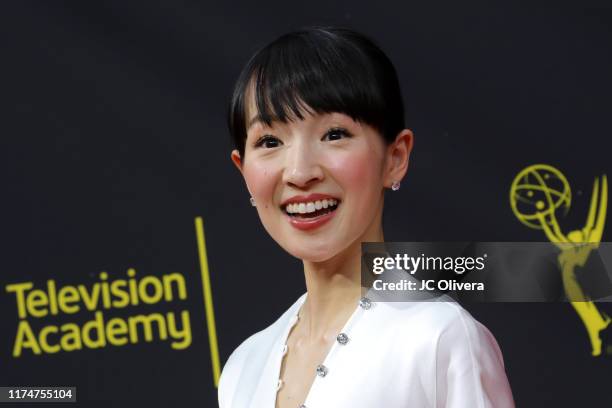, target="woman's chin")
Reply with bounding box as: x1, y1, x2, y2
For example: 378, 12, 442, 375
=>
284, 243, 340, 263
